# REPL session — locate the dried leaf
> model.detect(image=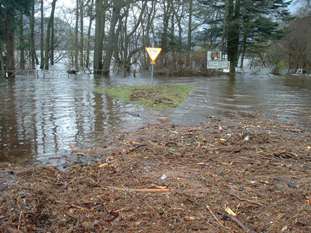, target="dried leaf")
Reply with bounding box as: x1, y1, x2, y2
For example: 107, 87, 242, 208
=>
225, 207, 237, 216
